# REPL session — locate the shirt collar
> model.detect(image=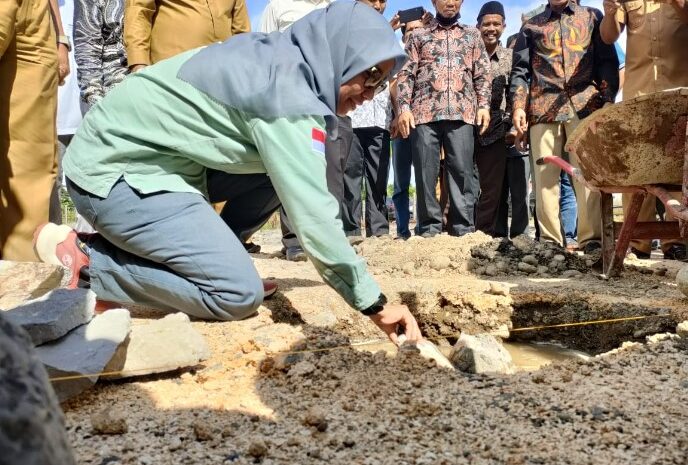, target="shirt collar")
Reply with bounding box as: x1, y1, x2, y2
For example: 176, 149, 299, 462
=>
429, 17, 465, 31
489, 42, 505, 60
544, 1, 577, 19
